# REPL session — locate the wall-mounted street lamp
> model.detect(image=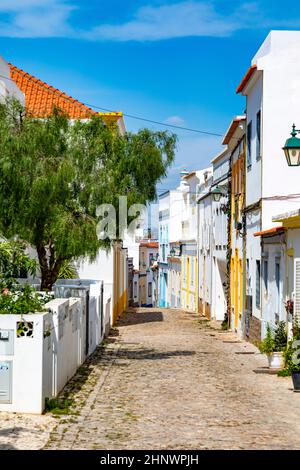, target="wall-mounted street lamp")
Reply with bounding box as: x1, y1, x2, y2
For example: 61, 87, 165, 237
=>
212, 185, 222, 202
283, 124, 300, 167
212, 185, 228, 203
170, 247, 176, 257
150, 253, 159, 265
